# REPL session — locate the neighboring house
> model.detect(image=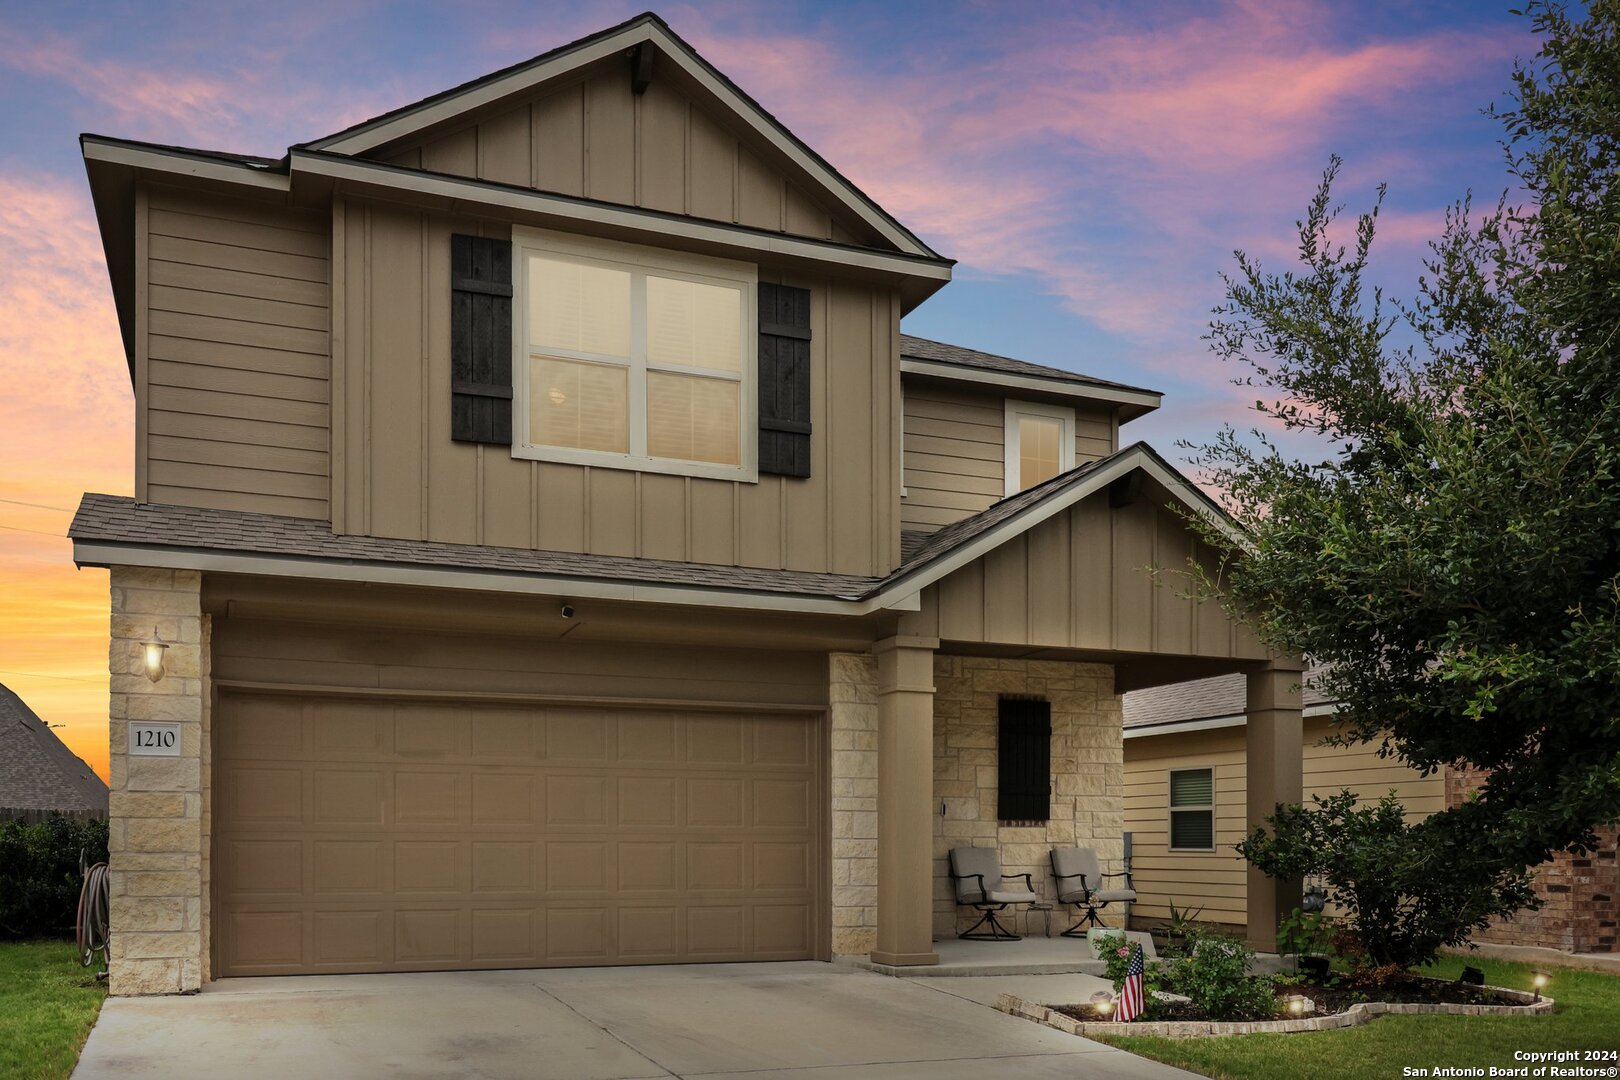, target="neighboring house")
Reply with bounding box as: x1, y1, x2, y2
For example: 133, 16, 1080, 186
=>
1122, 674, 1619, 954
0, 682, 109, 820
72, 12, 1308, 996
